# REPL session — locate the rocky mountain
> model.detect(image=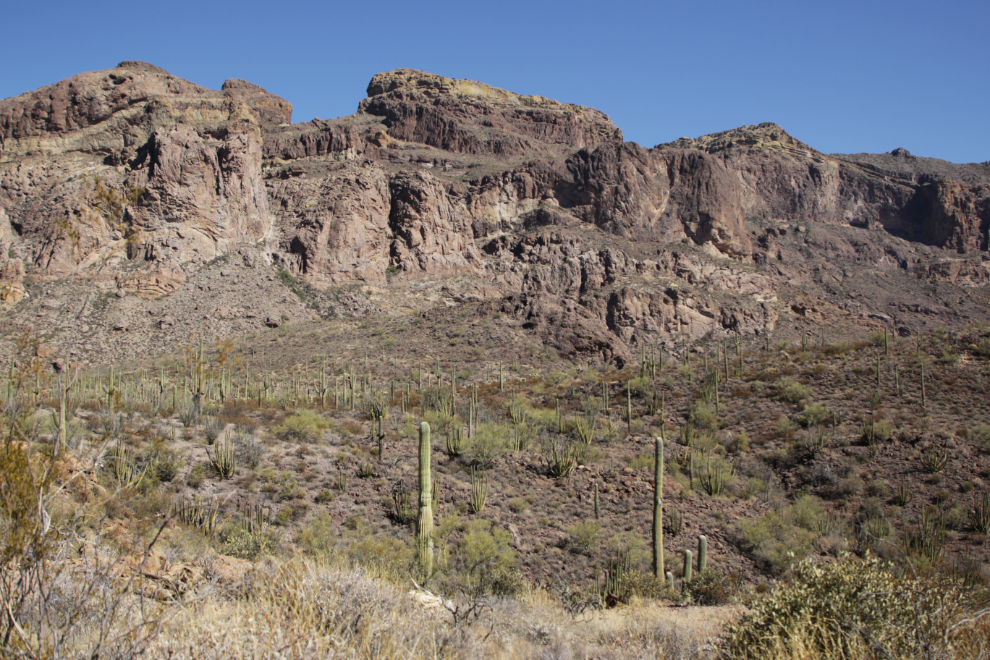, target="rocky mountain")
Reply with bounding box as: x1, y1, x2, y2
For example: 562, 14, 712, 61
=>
0, 62, 988, 365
